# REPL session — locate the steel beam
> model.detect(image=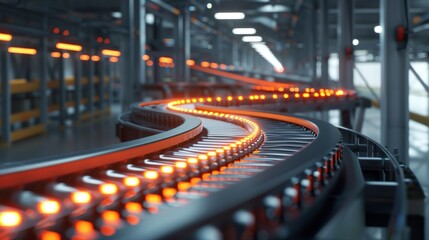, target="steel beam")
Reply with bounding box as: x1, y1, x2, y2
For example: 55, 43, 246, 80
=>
88, 49, 95, 113
39, 17, 48, 128
0, 44, 11, 145
74, 54, 82, 120
58, 53, 66, 126
320, 0, 329, 86
338, 0, 354, 89
380, 0, 409, 164
134, 0, 146, 92
175, 8, 190, 82
308, 2, 317, 82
